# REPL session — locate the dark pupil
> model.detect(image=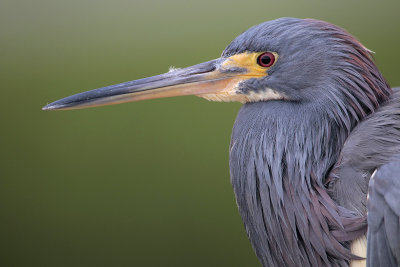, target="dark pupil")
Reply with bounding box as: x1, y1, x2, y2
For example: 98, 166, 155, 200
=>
261, 55, 271, 65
